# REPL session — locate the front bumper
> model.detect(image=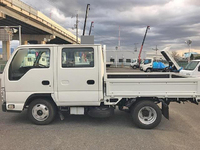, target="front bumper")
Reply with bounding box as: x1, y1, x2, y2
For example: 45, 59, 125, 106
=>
2, 102, 6, 112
